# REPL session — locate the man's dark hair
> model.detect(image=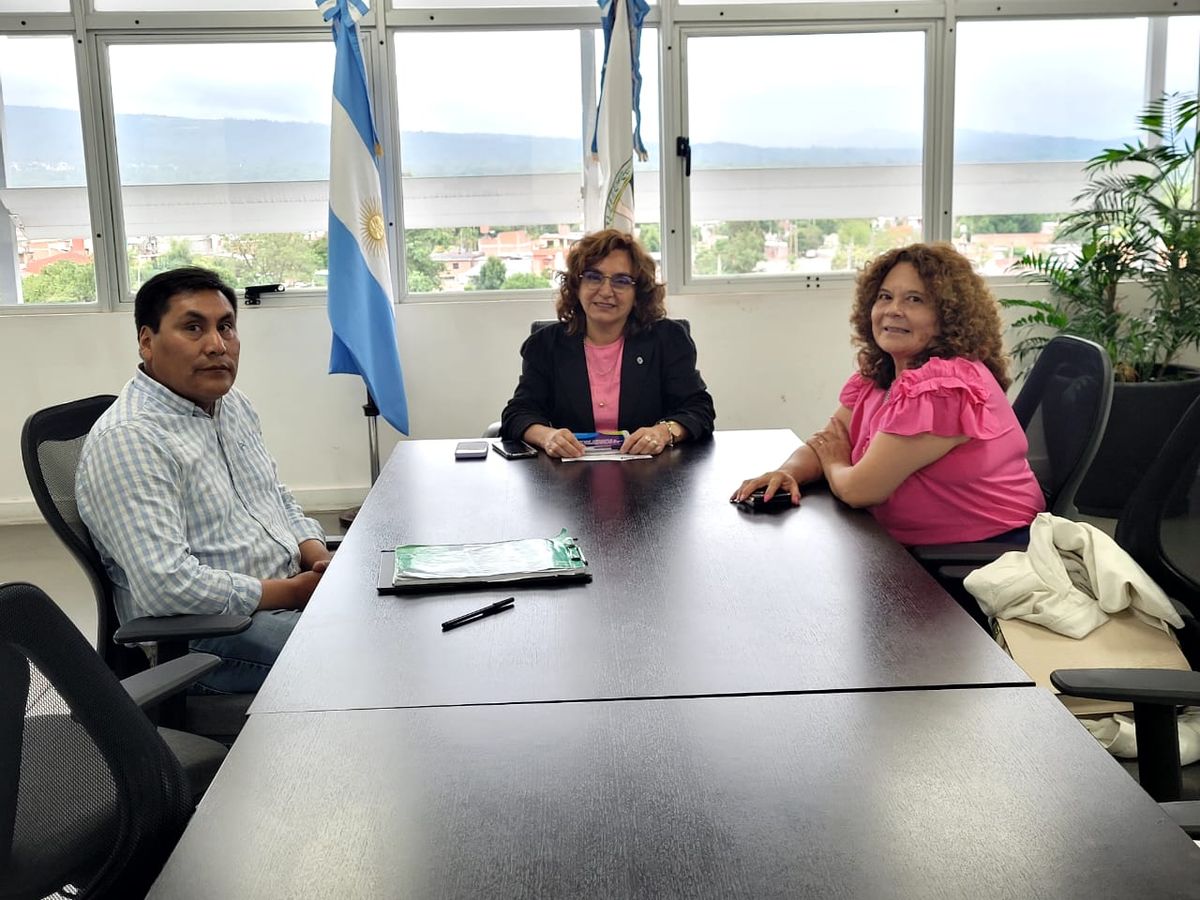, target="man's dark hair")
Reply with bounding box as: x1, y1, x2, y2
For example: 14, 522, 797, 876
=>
134, 267, 238, 333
